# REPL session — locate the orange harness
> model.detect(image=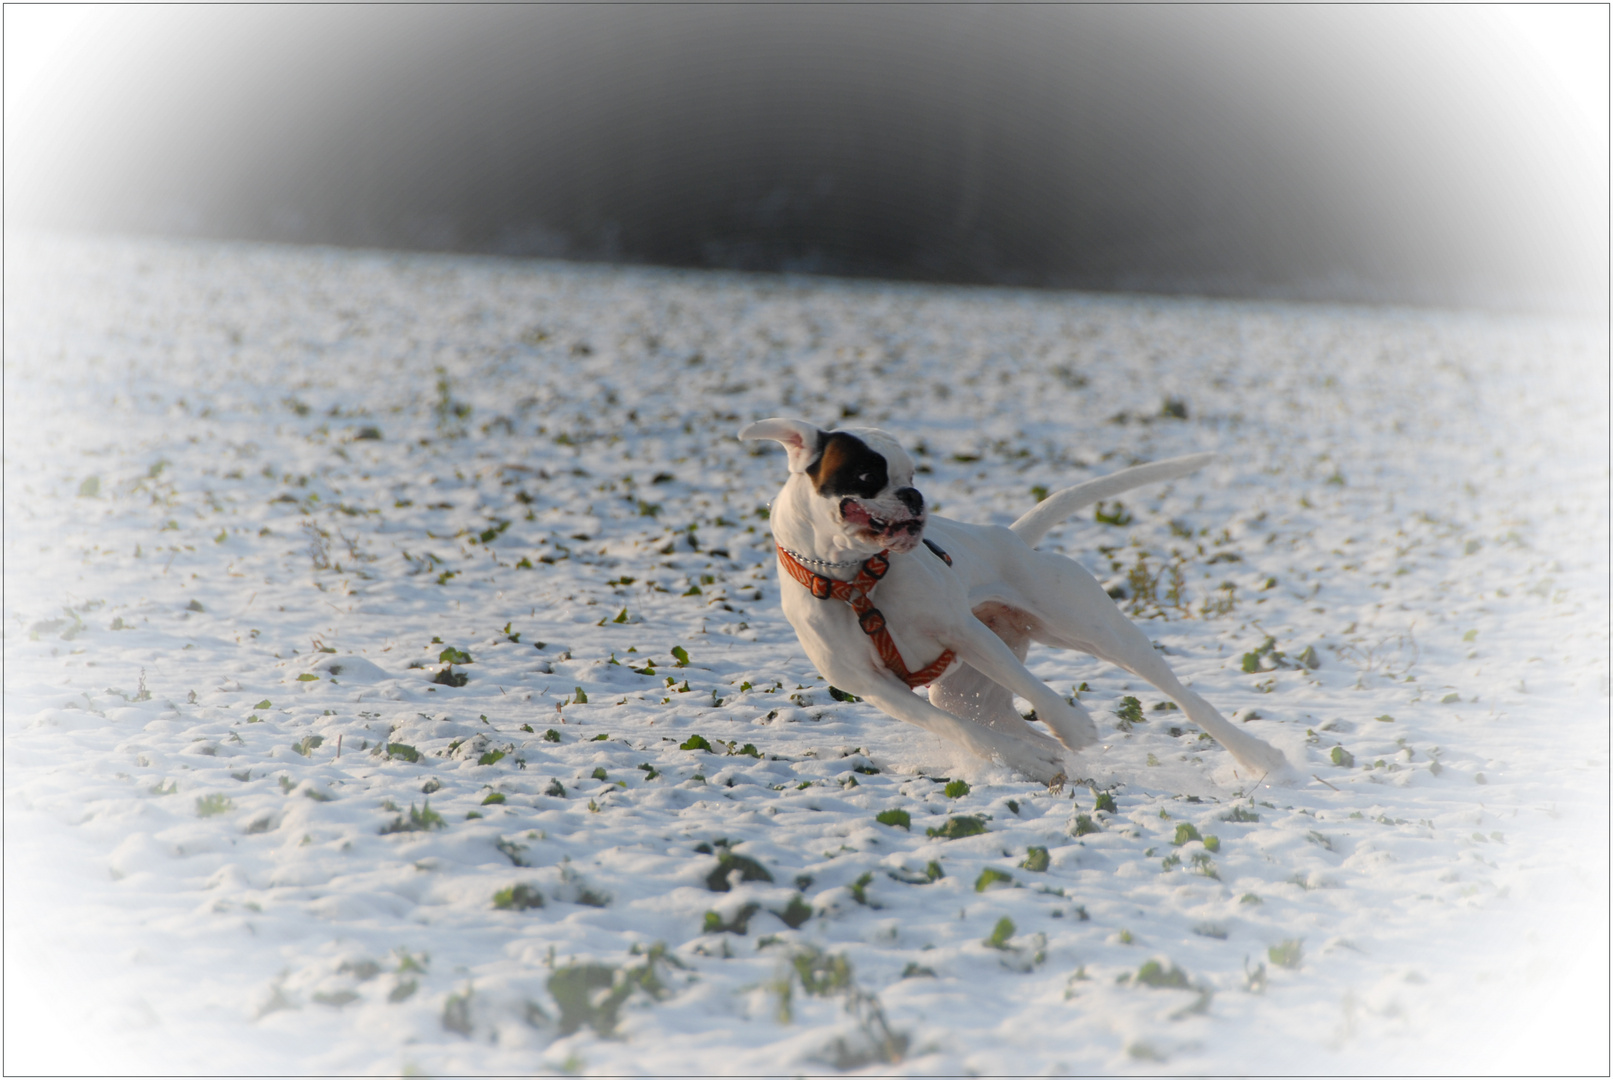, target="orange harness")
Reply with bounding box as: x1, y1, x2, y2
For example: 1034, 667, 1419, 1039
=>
775, 542, 957, 689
